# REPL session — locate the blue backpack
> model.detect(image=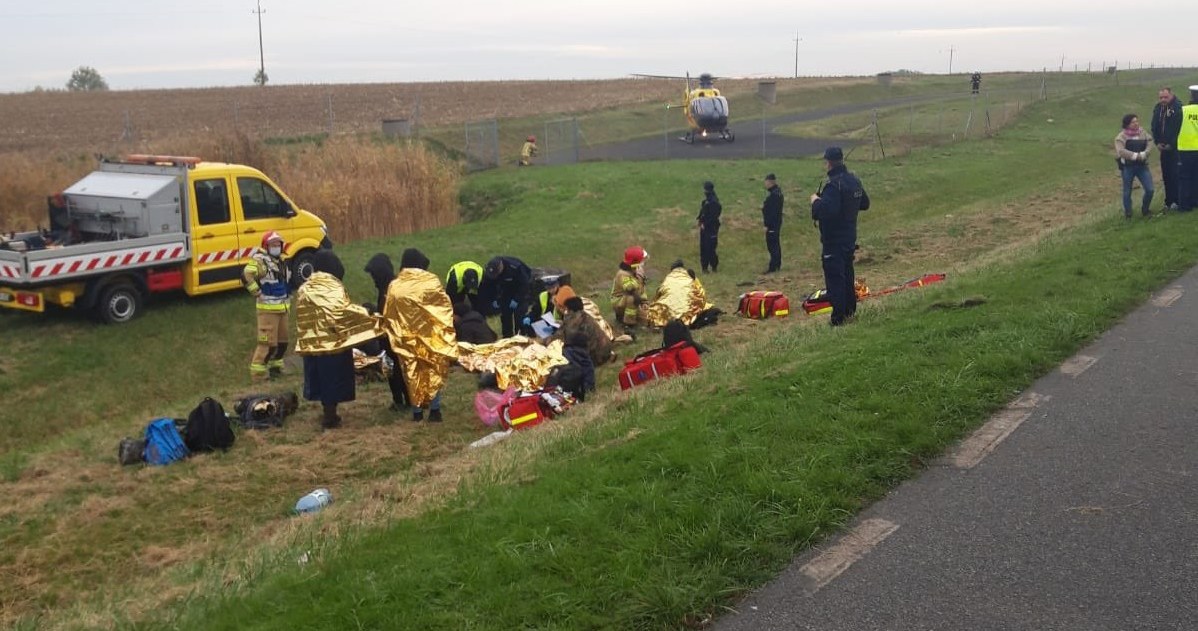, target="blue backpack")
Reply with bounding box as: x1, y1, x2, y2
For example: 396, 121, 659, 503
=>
144, 418, 189, 466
